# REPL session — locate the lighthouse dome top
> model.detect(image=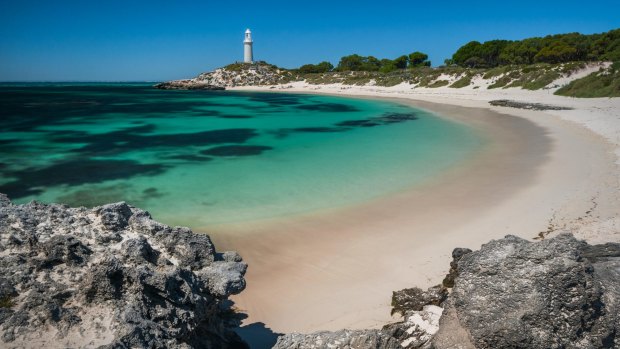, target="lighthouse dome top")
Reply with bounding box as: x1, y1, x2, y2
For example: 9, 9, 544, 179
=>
245, 29, 251, 34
